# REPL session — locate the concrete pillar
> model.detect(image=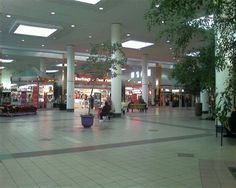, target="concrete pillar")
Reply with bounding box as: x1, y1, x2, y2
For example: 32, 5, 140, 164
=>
40, 58, 46, 75
111, 23, 122, 117
151, 67, 156, 105
142, 54, 148, 105
1, 69, 12, 89
66, 45, 75, 112
200, 90, 209, 113
215, 20, 232, 118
